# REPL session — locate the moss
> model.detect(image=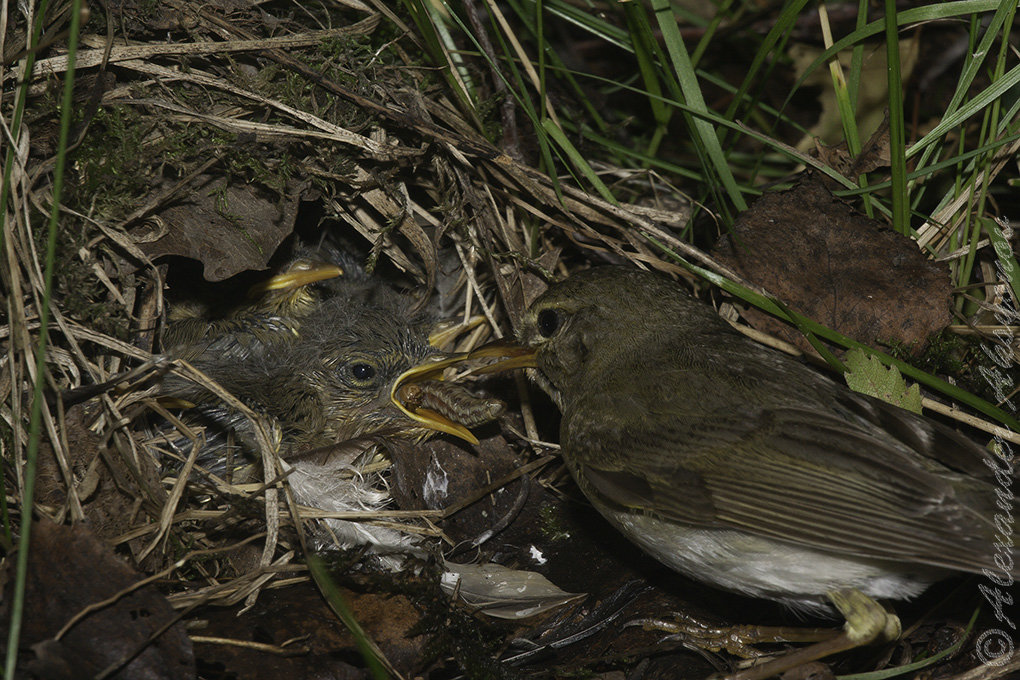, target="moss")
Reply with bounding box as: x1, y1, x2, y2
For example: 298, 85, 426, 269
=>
402, 570, 518, 680
68, 106, 154, 220
888, 329, 1020, 410
538, 502, 571, 542
905, 329, 972, 377
24, 213, 130, 340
